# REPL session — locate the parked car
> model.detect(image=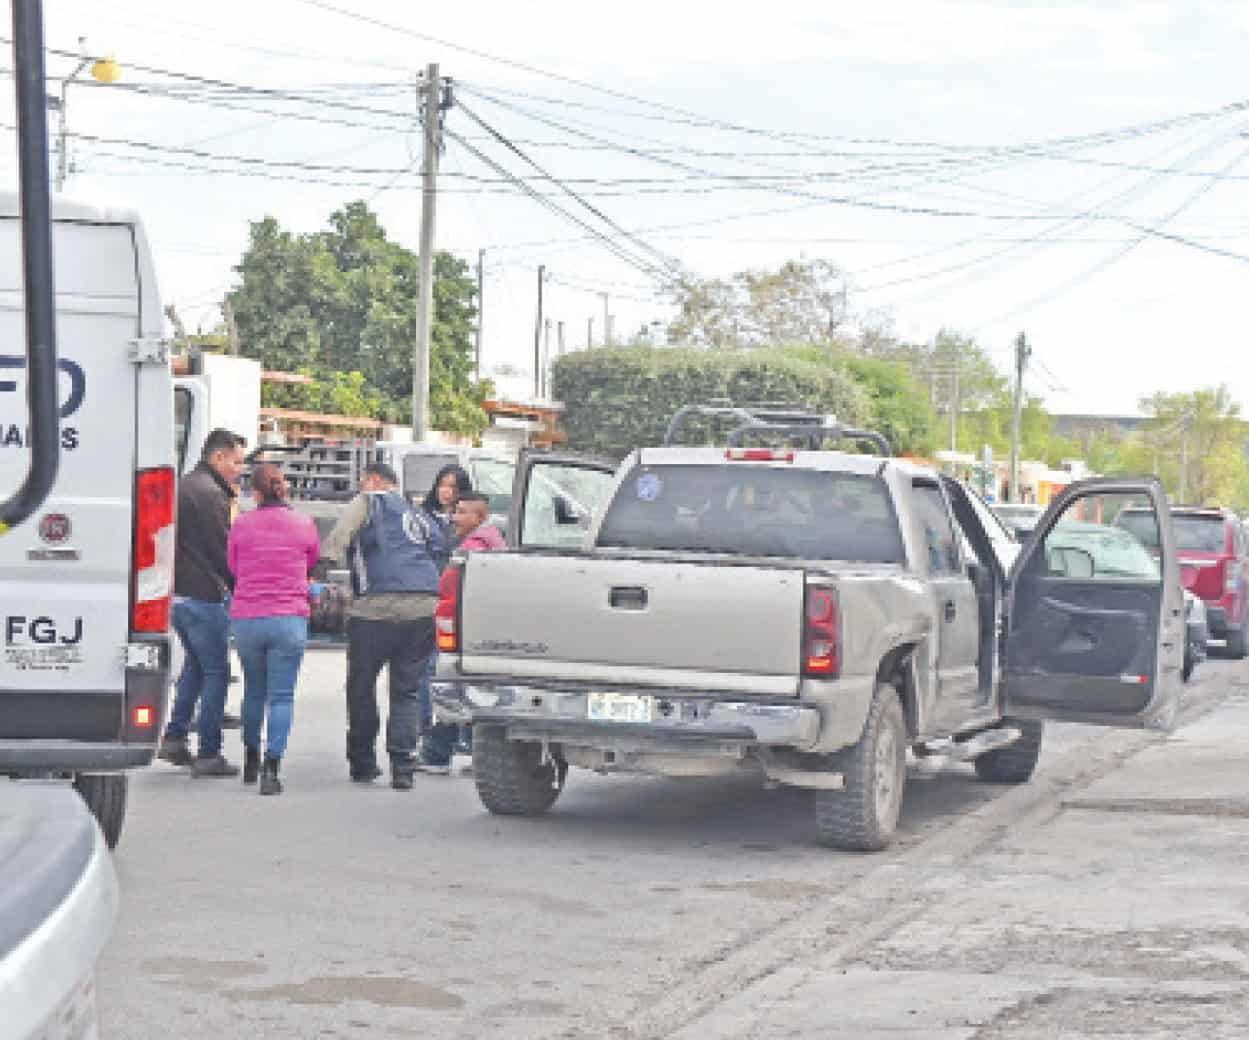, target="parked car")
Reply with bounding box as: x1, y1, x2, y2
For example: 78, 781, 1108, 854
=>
435, 408, 1185, 852
1117, 506, 1247, 658
1046, 521, 1207, 681
992, 502, 1046, 539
